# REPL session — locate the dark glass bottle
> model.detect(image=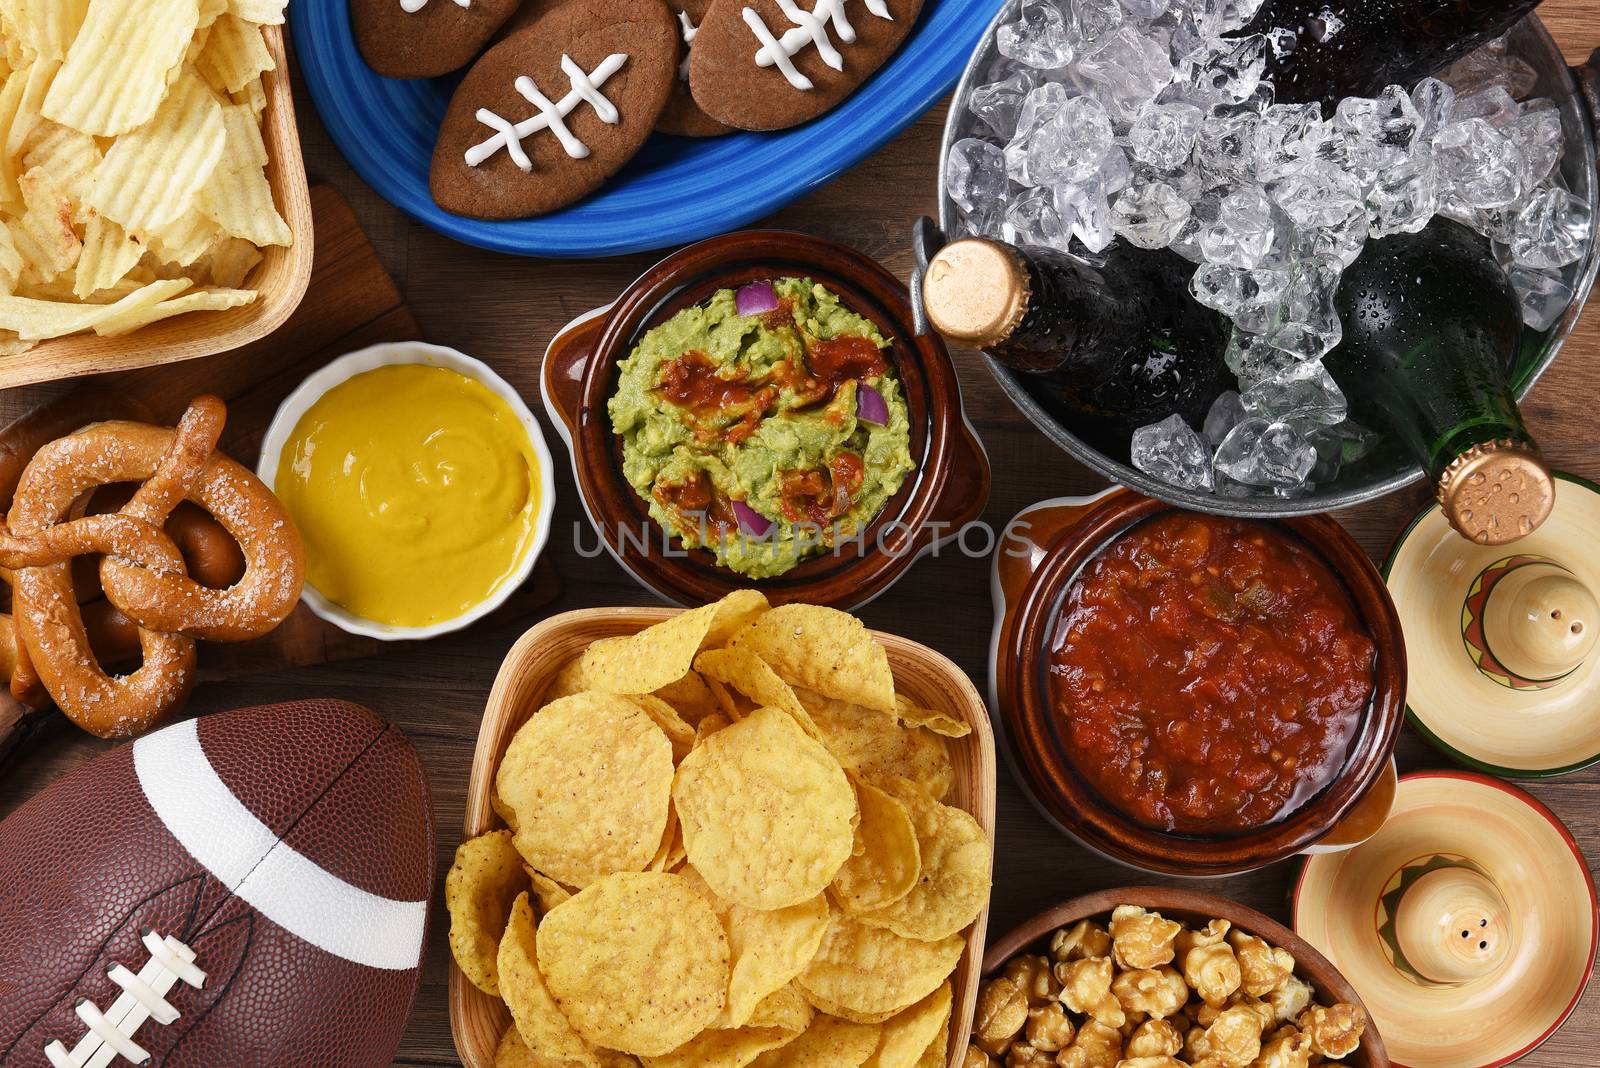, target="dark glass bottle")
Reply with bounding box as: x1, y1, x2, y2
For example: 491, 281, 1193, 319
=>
1237, 0, 1542, 111
1328, 217, 1552, 543
920, 237, 1230, 444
